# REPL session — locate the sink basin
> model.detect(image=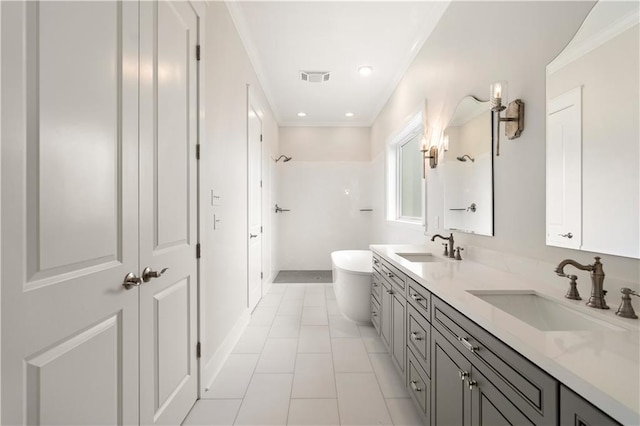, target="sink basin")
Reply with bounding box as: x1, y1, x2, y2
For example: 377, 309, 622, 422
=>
396, 253, 443, 263
467, 291, 624, 332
